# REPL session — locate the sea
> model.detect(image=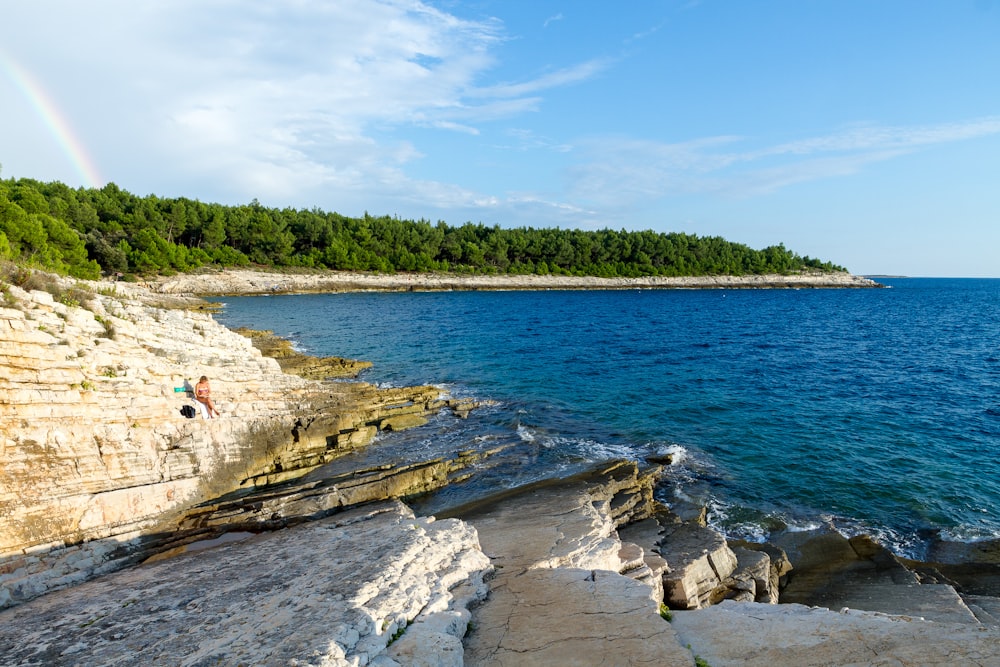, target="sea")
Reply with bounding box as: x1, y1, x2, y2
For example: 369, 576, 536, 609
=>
212, 277, 1000, 560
